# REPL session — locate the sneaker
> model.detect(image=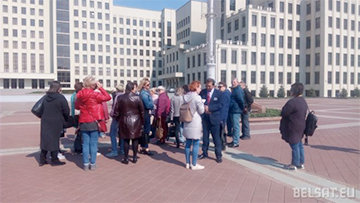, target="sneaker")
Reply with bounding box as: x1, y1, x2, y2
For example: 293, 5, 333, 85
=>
83, 164, 90, 171
191, 164, 205, 170
96, 152, 101, 156
57, 153, 66, 160
297, 164, 305, 170
105, 151, 119, 157
99, 133, 106, 139
185, 163, 190, 169
284, 164, 297, 170
240, 136, 251, 140
90, 164, 97, 171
